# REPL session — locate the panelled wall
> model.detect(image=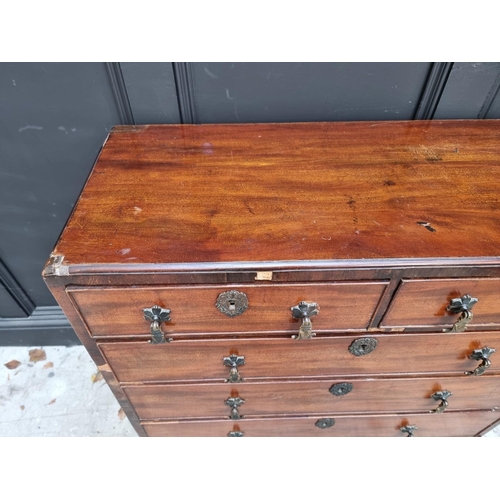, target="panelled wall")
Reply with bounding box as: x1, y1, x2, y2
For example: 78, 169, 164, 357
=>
1, 62, 499, 345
